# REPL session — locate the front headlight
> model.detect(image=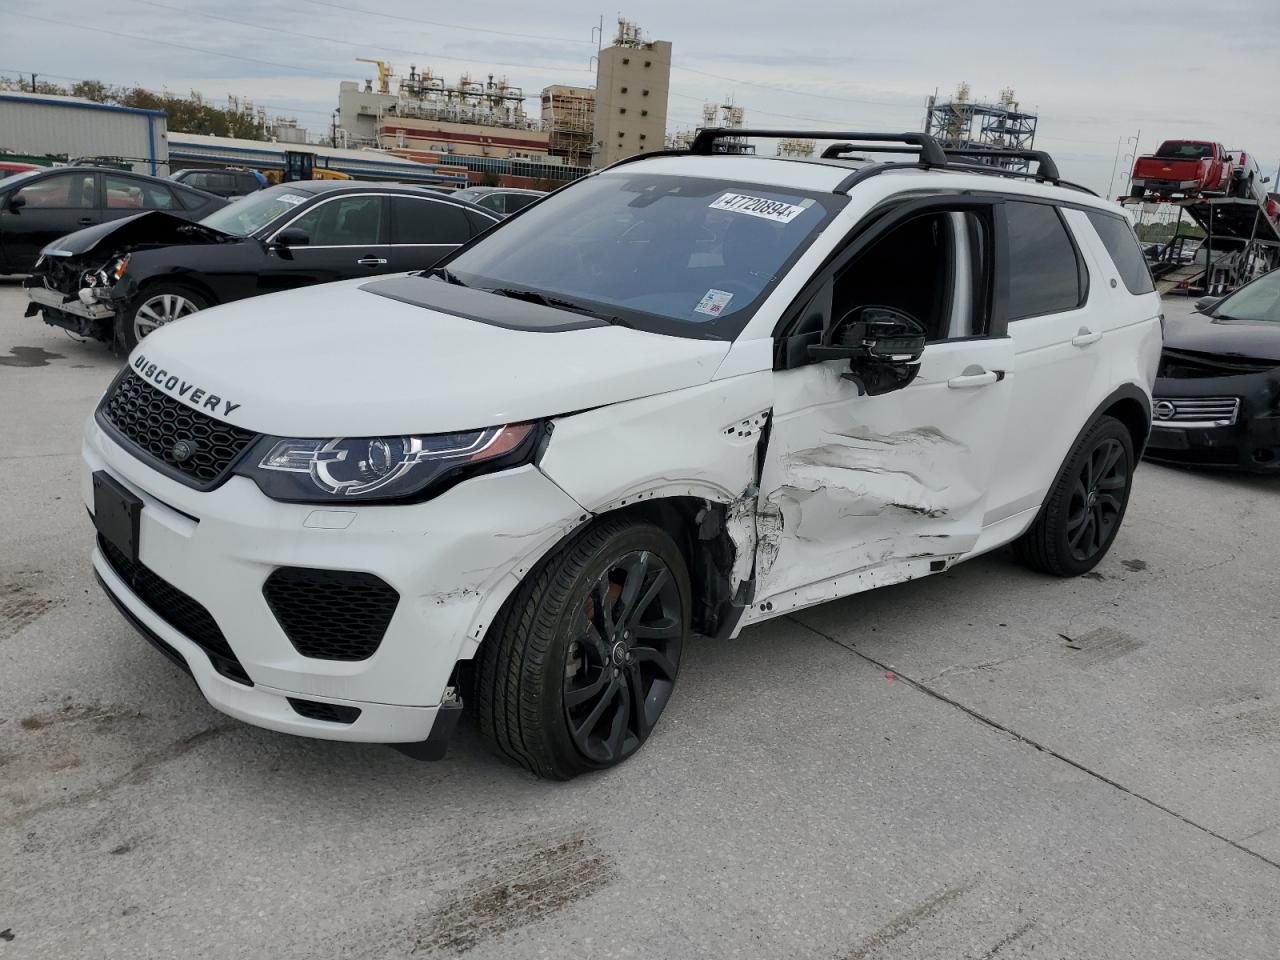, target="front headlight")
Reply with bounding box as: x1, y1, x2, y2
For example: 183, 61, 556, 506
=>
234, 423, 539, 503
